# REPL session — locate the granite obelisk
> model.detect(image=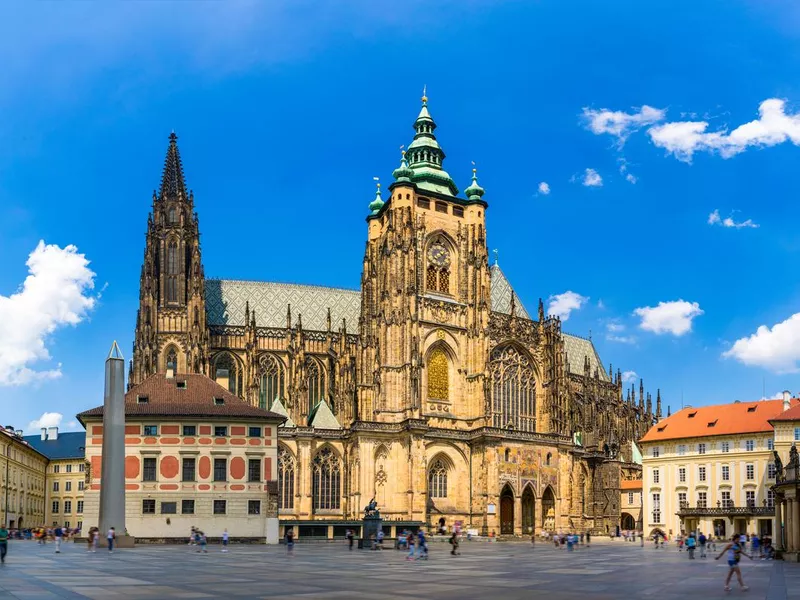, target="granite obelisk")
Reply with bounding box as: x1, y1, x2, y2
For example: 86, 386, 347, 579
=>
99, 341, 126, 537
